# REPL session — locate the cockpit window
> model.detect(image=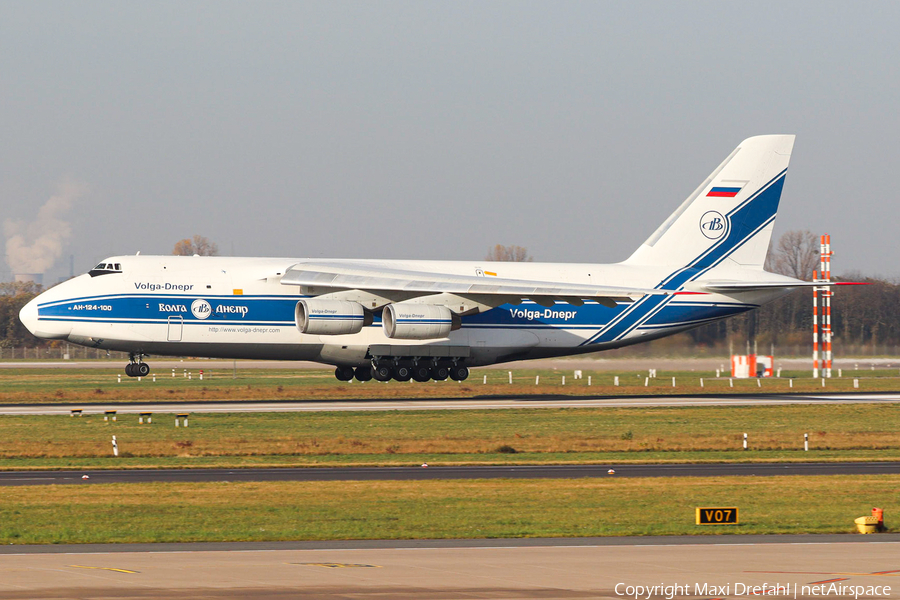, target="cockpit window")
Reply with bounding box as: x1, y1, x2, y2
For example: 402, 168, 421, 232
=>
89, 261, 123, 278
